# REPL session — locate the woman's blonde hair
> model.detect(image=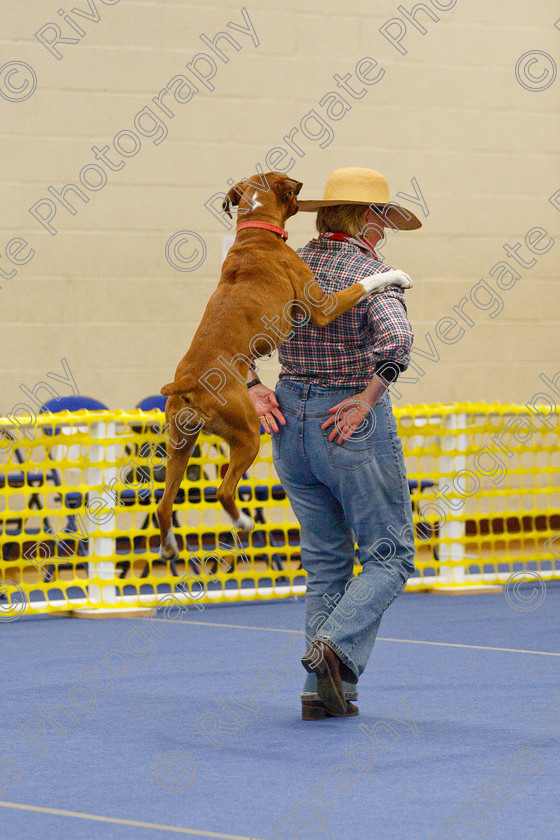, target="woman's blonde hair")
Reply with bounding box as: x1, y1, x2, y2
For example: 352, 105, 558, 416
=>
316, 204, 368, 236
